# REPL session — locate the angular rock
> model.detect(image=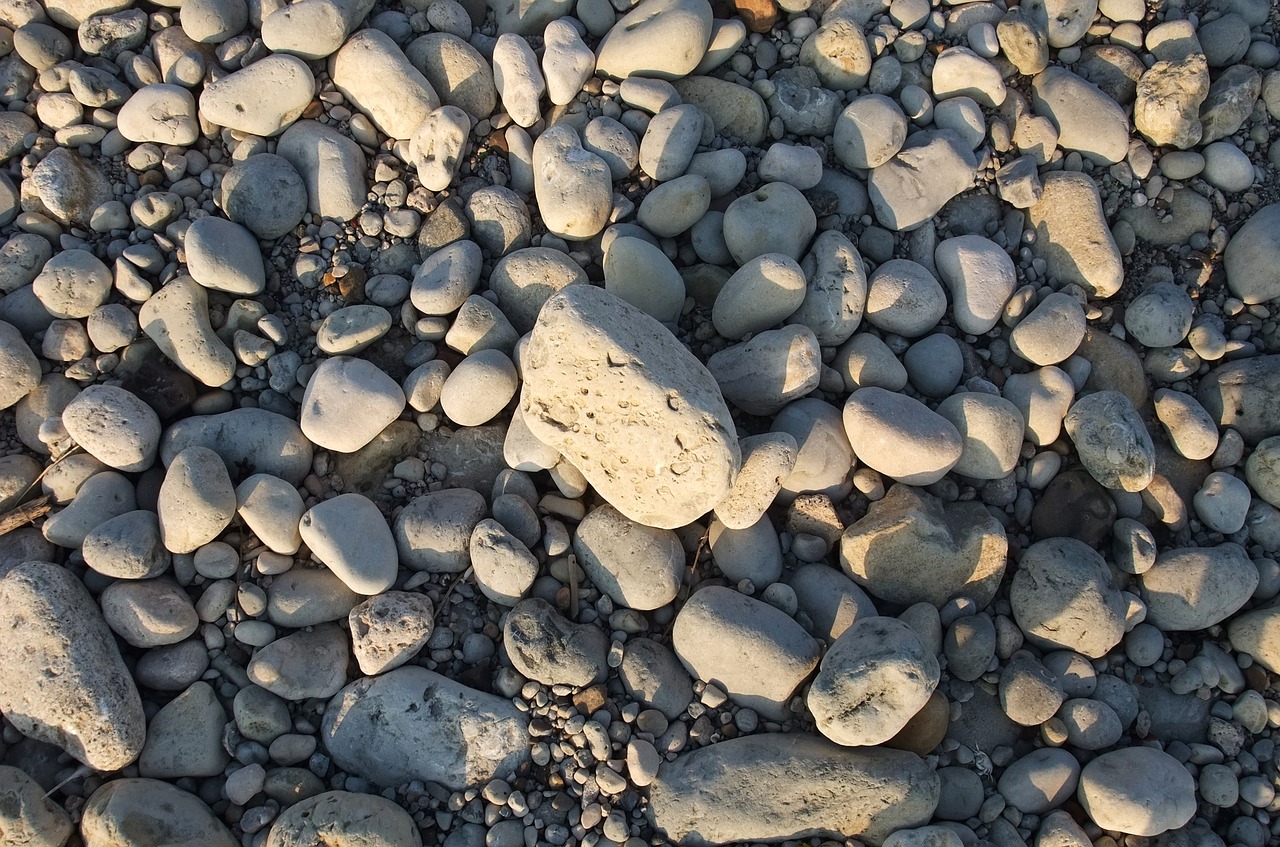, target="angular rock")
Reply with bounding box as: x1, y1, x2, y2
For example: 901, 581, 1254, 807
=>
1010, 537, 1126, 658
839, 484, 1007, 608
